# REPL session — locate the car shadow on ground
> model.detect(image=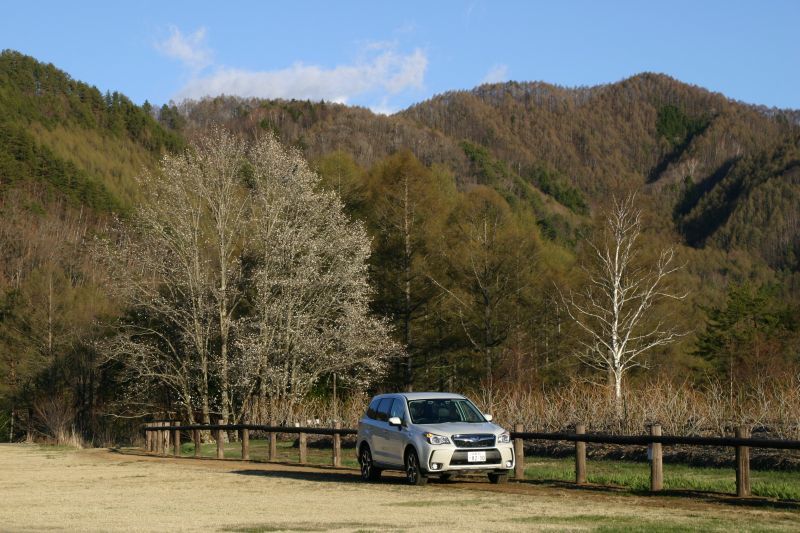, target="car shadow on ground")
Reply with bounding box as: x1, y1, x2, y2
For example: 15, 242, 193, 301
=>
230, 468, 395, 484
229, 467, 489, 486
